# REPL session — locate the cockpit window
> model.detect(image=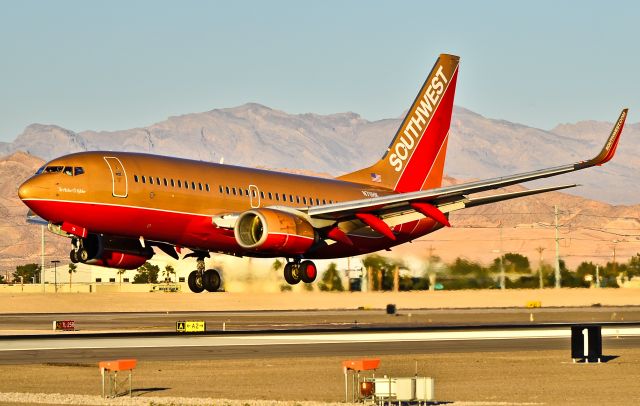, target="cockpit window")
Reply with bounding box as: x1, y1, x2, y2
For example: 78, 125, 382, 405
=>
44, 166, 64, 173
74, 167, 84, 176
35, 165, 46, 175
63, 166, 73, 176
